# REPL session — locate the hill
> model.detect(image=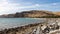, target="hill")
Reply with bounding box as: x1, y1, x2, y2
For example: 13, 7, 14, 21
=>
0, 10, 60, 18
53, 12, 60, 16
